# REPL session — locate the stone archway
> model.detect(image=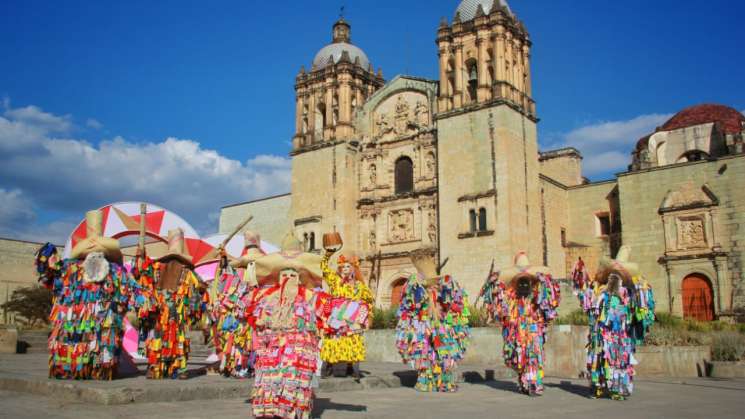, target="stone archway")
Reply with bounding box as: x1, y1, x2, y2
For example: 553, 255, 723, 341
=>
682, 273, 715, 321
390, 277, 407, 308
